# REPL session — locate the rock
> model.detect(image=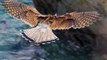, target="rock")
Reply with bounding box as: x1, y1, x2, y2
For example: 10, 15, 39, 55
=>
32, 0, 107, 60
